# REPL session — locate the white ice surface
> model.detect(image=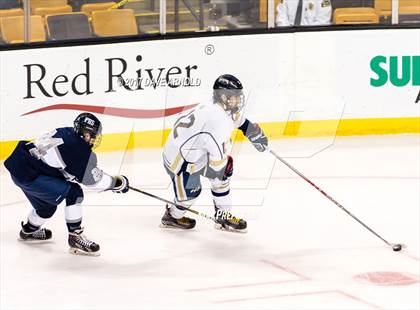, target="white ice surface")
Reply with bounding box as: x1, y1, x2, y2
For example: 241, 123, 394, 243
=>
1, 135, 419, 310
